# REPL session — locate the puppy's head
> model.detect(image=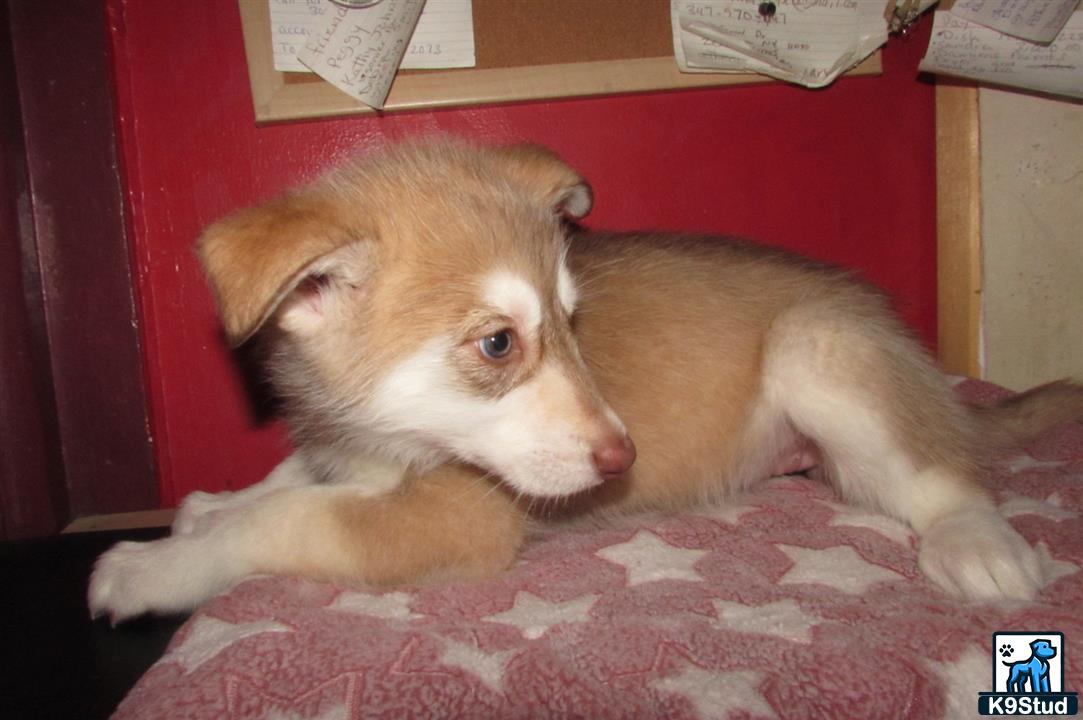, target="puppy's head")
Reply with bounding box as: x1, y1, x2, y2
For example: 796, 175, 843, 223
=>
197, 140, 634, 497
